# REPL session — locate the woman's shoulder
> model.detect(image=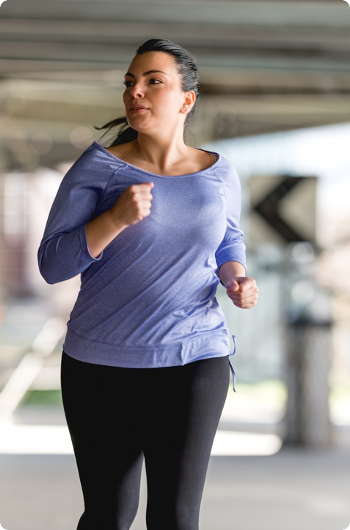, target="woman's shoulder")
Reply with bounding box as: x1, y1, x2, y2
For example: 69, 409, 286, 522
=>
64, 142, 124, 179
203, 149, 239, 181
104, 141, 133, 160
83, 142, 126, 166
